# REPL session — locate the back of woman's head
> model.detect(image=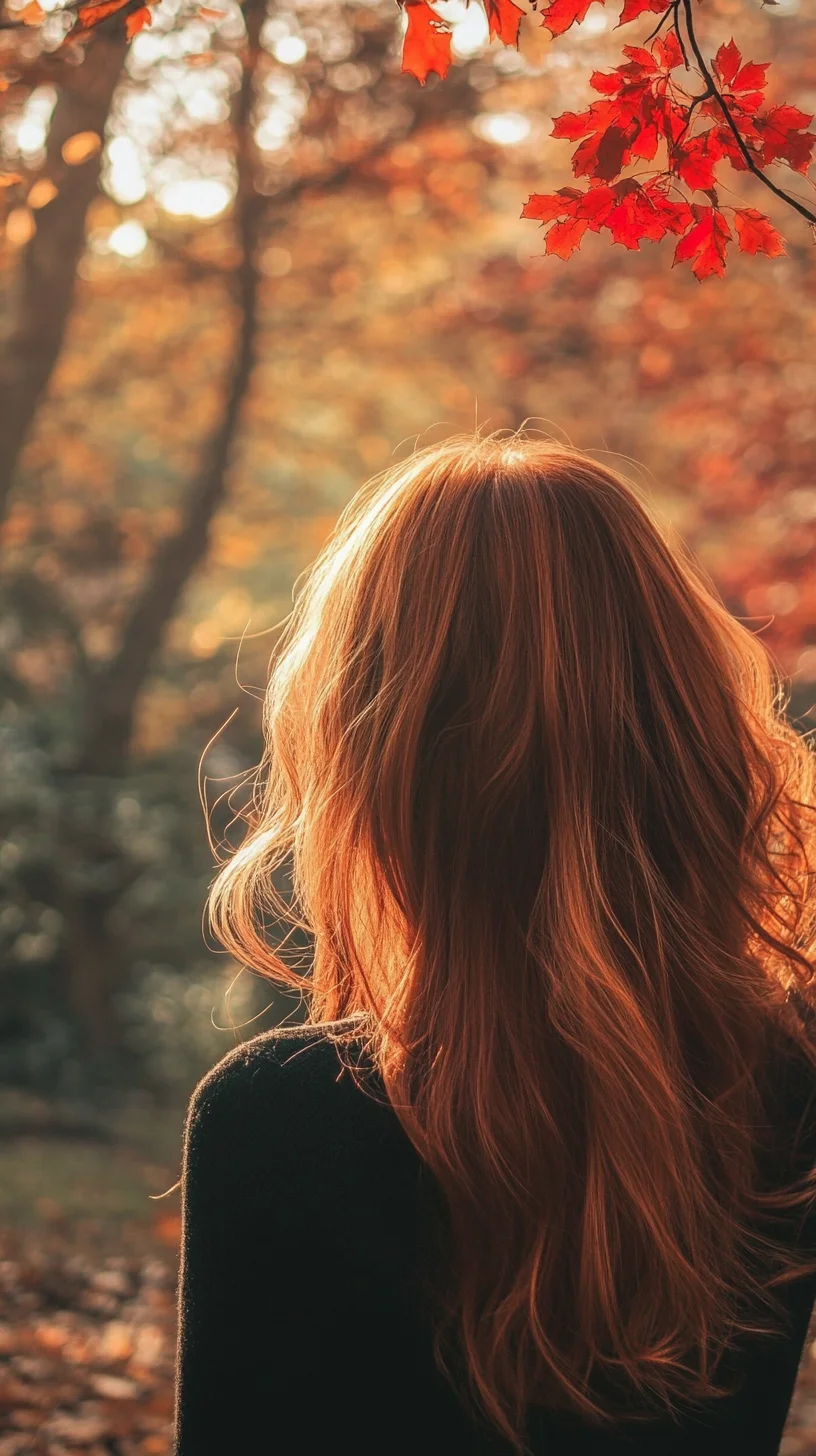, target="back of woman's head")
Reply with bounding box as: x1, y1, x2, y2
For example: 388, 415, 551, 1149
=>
209, 433, 816, 1451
